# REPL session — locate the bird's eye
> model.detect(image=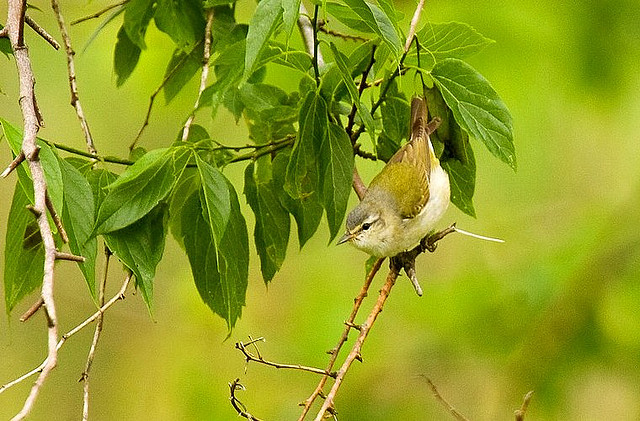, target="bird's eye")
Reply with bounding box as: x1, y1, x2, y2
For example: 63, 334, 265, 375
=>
362, 222, 371, 231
